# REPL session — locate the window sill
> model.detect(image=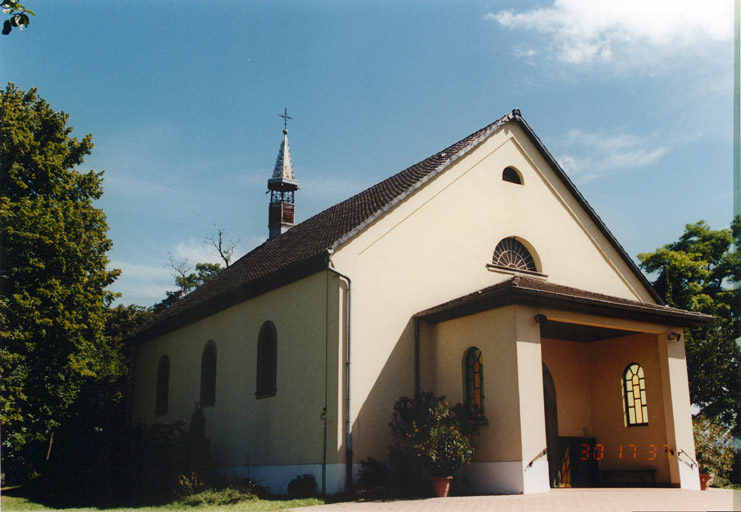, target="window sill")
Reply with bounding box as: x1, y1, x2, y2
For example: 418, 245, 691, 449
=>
486, 264, 548, 279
